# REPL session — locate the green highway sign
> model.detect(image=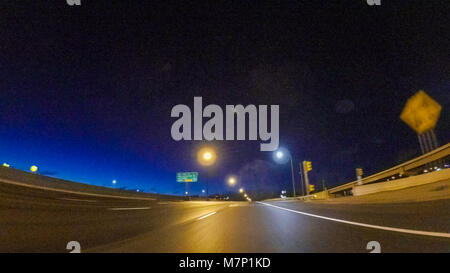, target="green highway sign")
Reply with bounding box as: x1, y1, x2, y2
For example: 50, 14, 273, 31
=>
176, 172, 198, 182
